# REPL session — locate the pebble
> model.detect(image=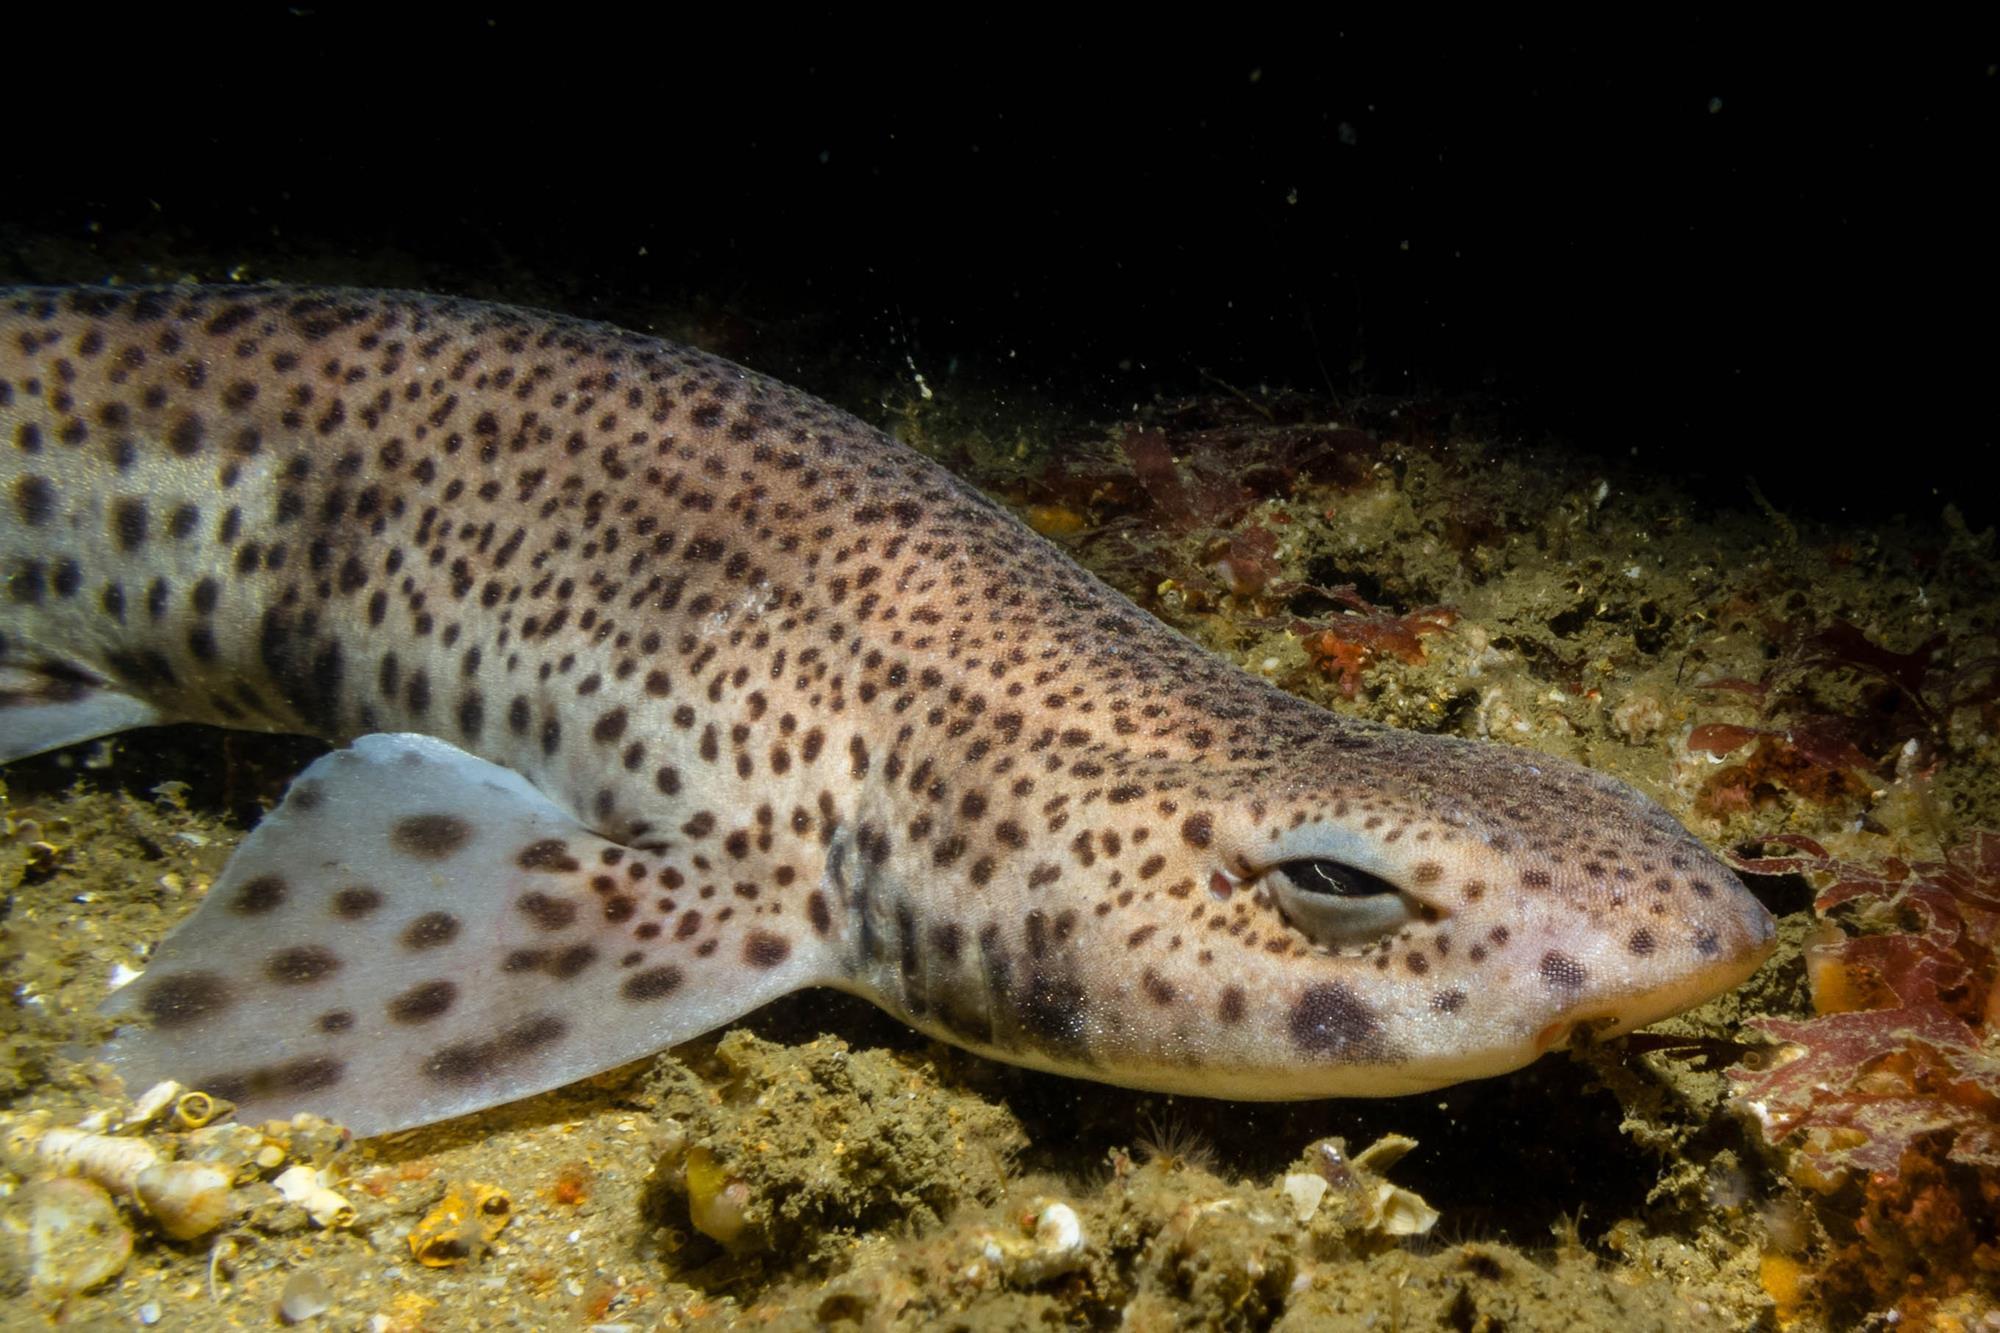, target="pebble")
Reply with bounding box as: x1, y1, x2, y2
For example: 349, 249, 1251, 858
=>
280, 1269, 333, 1322
22, 1177, 134, 1296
